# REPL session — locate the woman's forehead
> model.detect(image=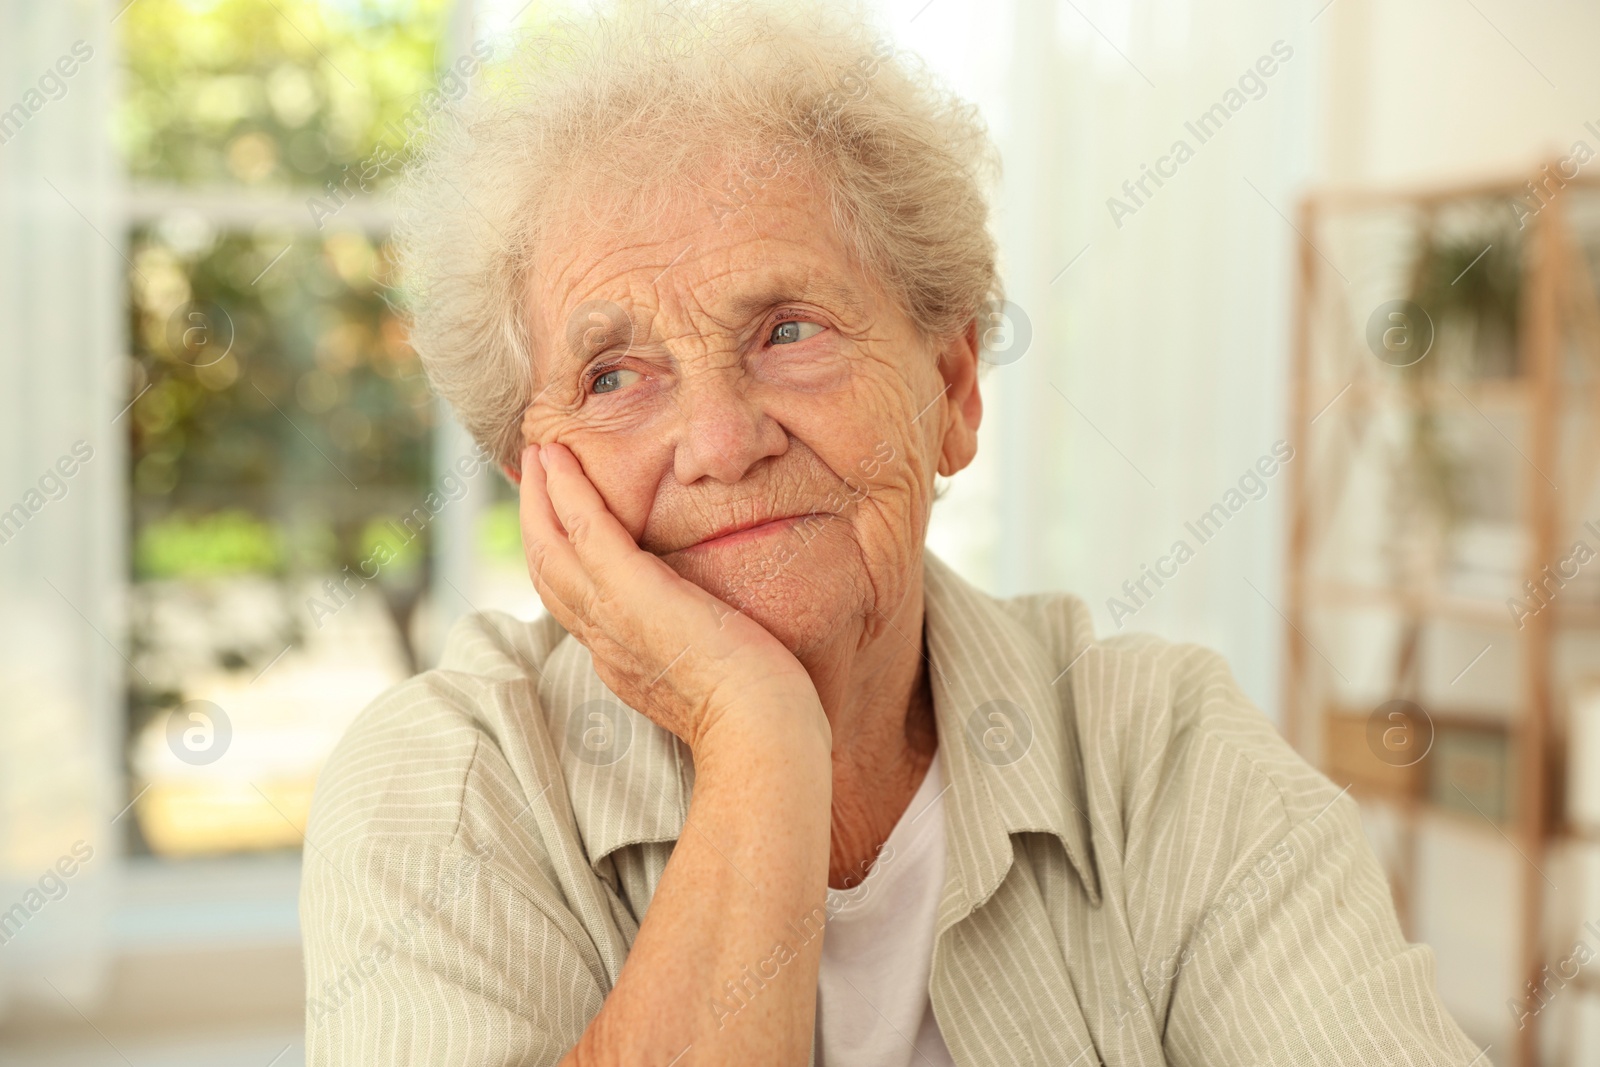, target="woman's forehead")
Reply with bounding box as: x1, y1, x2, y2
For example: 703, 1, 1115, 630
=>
536, 166, 833, 284
529, 196, 875, 353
